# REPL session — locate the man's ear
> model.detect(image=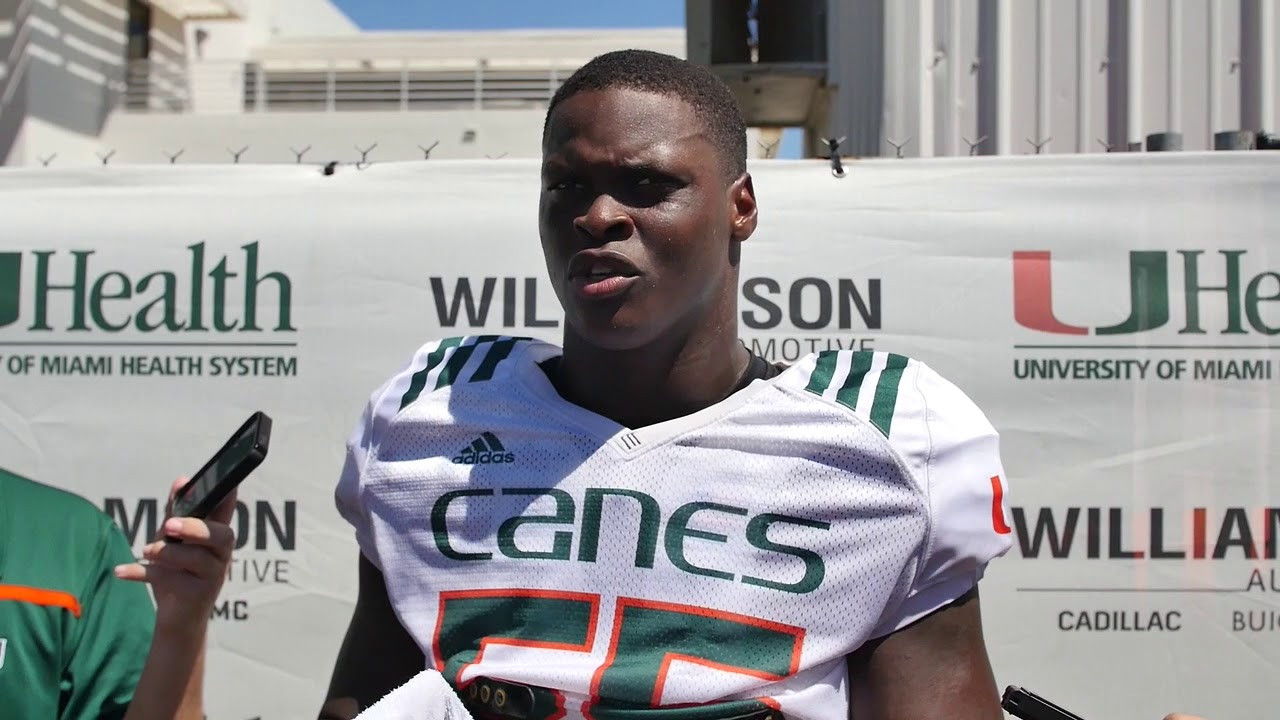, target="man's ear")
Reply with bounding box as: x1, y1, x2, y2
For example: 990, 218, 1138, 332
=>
729, 173, 758, 243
